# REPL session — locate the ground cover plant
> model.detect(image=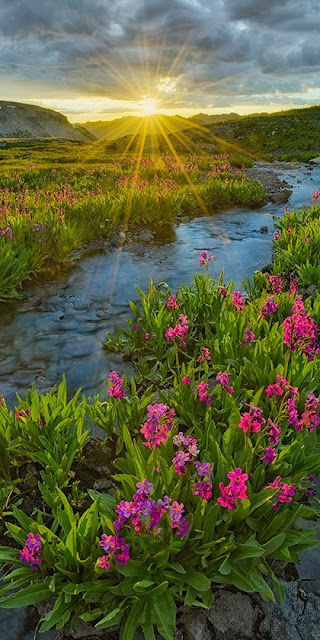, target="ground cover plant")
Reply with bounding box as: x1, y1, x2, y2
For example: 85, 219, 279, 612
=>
0, 200, 319, 639
0, 143, 265, 301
